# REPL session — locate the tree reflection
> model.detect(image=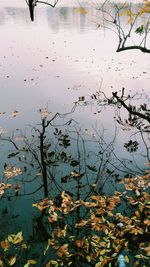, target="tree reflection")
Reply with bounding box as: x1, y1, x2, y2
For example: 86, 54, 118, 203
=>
0, 99, 149, 251
1, 98, 148, 204
85, 88, 150, 165
25, 0, 59, 21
